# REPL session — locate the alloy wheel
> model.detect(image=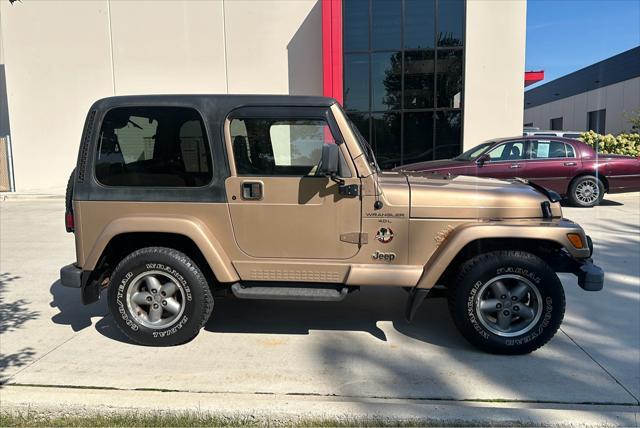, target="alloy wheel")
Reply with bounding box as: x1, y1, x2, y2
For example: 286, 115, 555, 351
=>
126, 271, 186, 329
575, 179, 600, 205
475, 274, 543, 337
